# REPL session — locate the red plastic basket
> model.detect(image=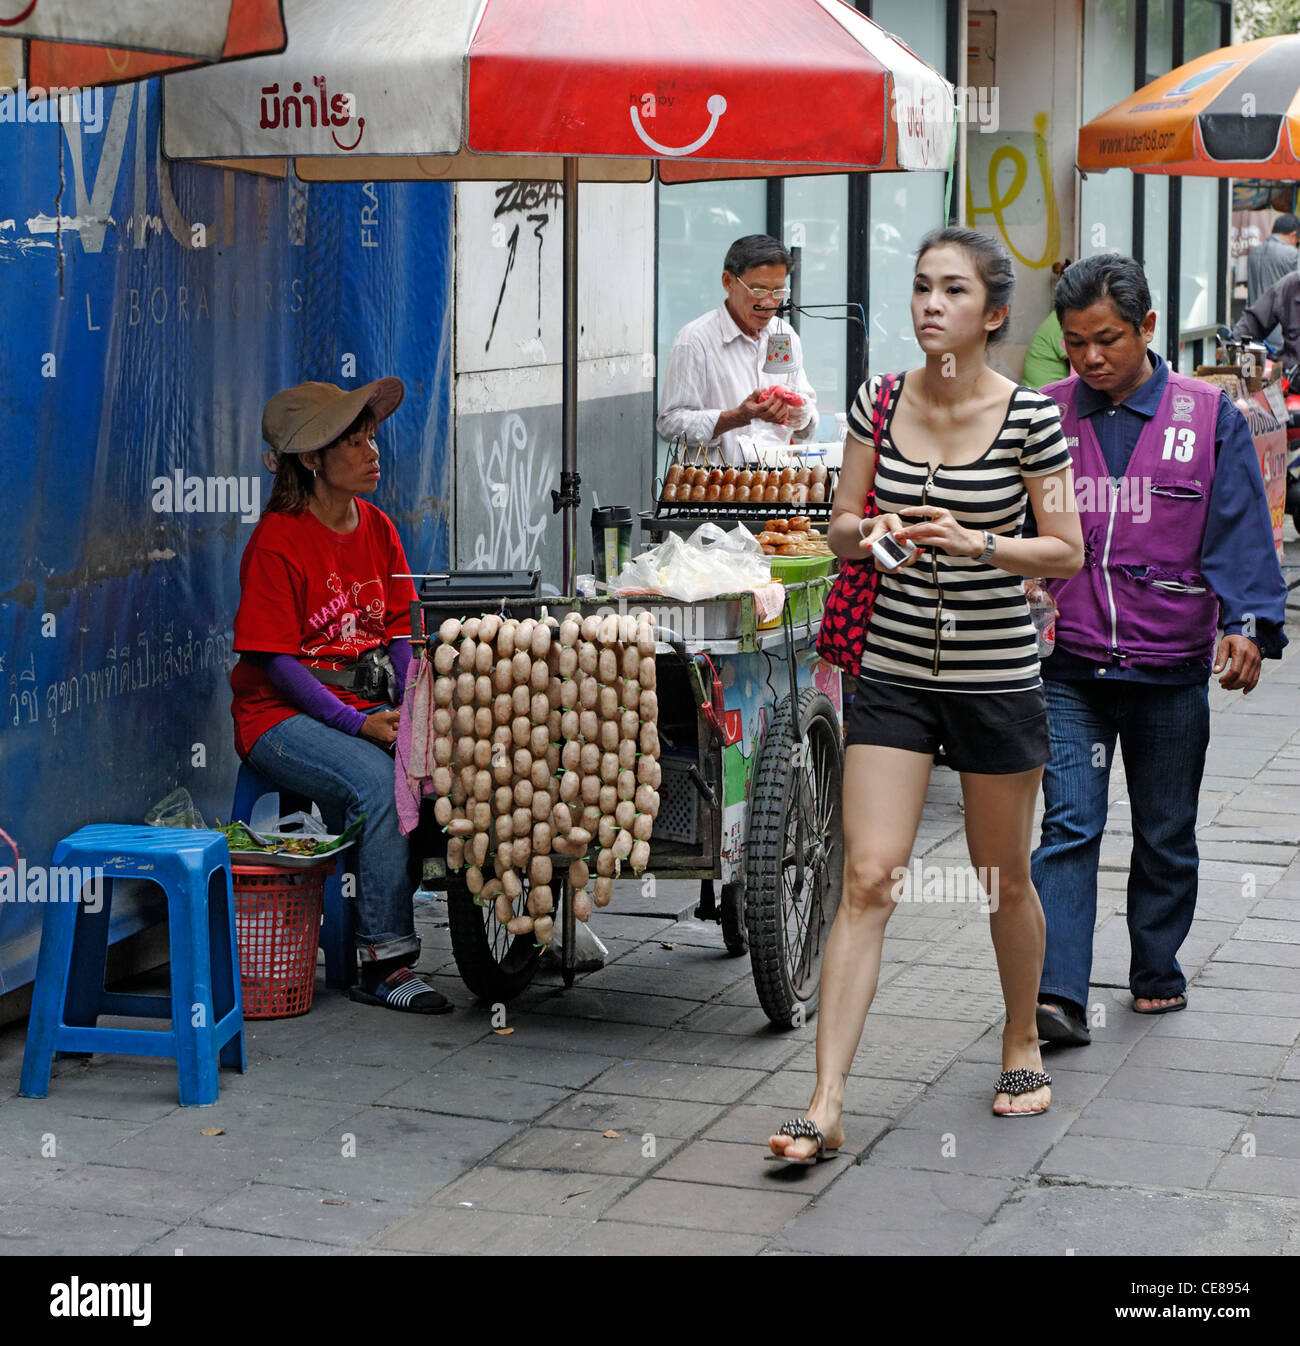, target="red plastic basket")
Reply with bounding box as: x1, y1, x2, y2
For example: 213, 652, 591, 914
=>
232, 862, 332, 1019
